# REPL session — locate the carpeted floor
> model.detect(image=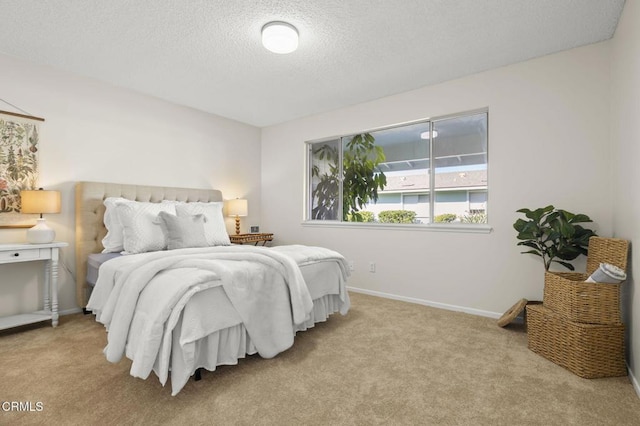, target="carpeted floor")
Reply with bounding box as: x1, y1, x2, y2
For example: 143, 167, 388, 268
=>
1, 292, 639, 425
